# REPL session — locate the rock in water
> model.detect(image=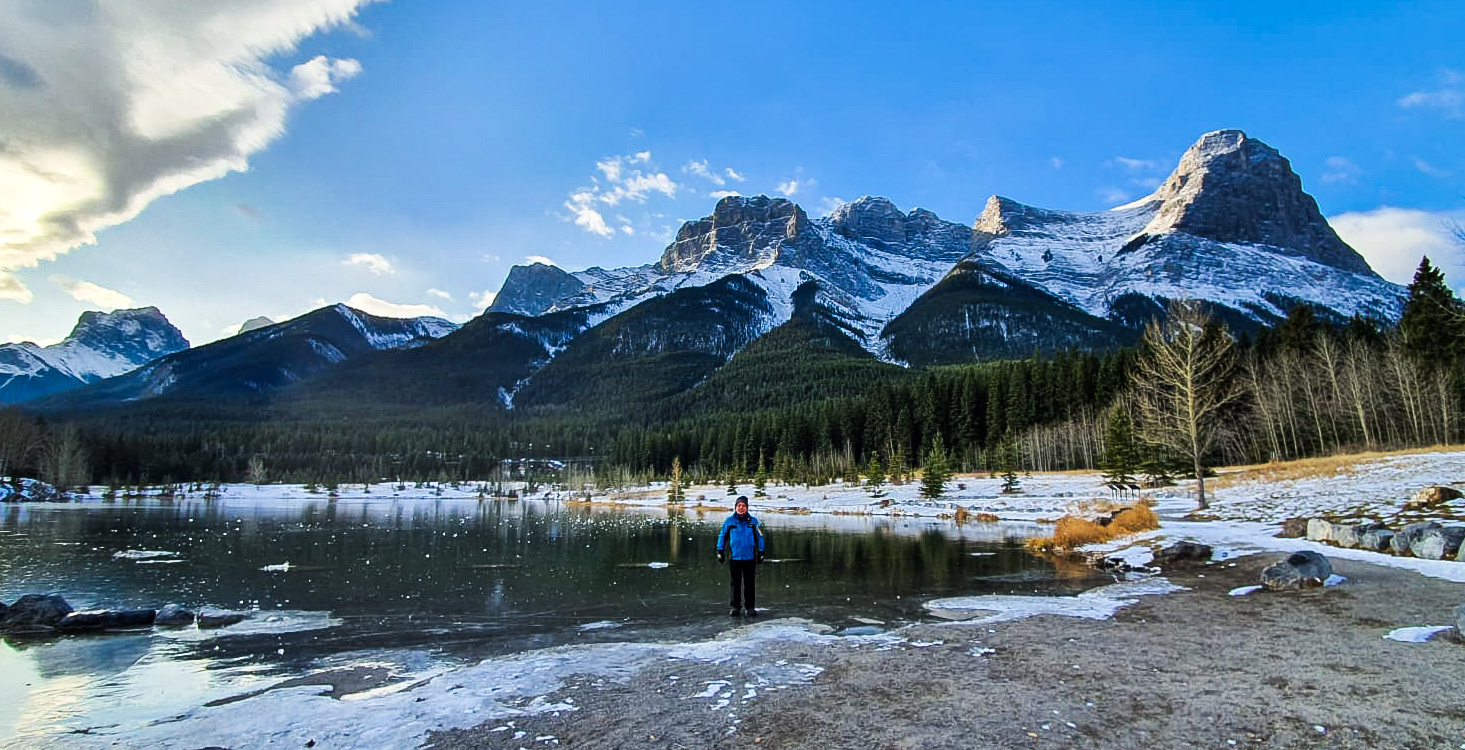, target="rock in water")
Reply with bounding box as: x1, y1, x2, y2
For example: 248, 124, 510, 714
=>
1261, 551, 1334, 590
154, 603, 196, 627
57, 609, 157, 632
1, 594, 74, 631
196, 609, 249, 629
